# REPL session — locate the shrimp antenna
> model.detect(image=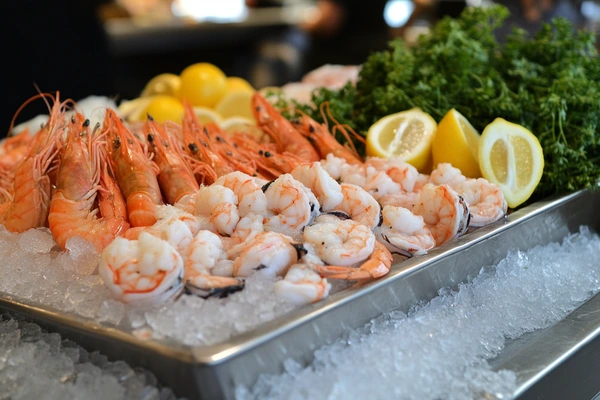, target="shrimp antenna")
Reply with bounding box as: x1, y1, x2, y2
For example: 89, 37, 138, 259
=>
320, 101, 364, 158
7, 90, 55, 136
